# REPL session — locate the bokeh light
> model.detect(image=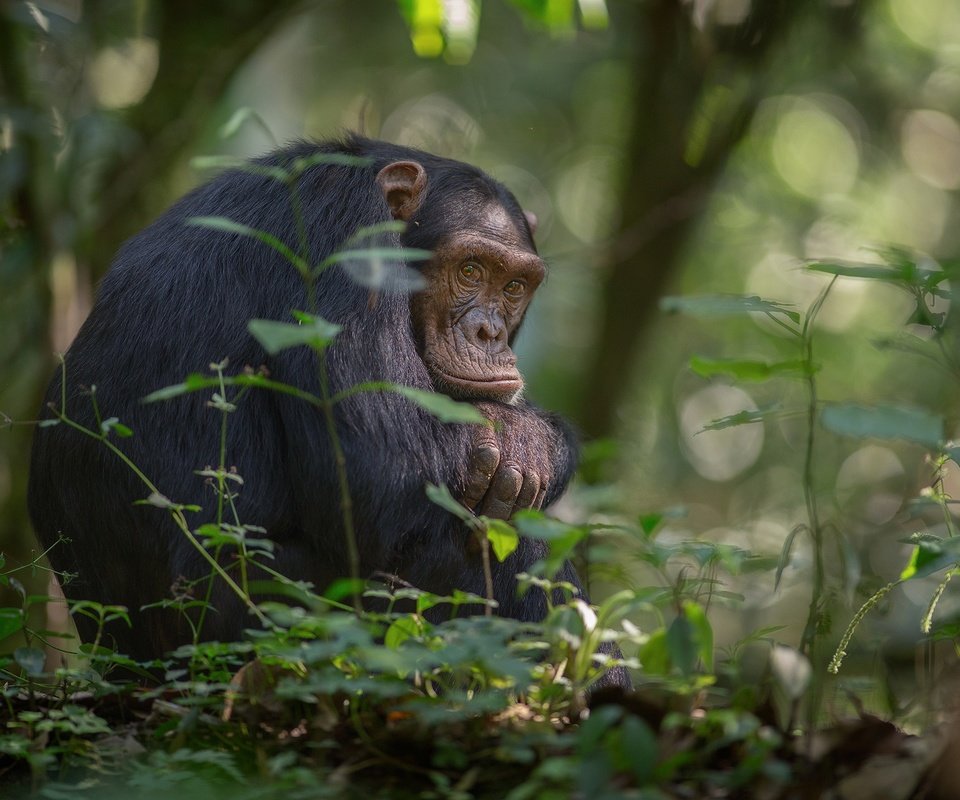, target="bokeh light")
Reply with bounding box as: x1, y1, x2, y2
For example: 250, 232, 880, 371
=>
888, 0, 960, 52
770, 96, 860, 200
900, 109, 960, 190
679, 385, 764, 481
87, 38, 159, 109
835, 445, 906, 524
